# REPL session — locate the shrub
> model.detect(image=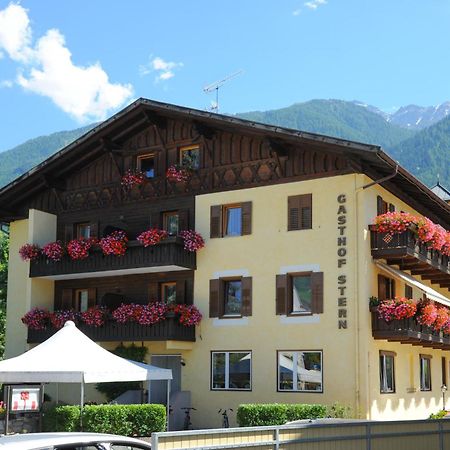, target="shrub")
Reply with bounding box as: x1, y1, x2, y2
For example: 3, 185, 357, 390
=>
325, 402, 352, 419
429, 410, 448, 419
43, 404, 166, 435
236, 403, 327, 427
